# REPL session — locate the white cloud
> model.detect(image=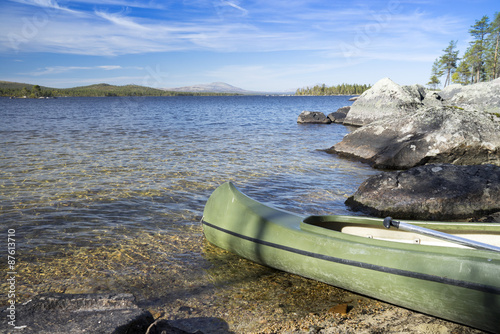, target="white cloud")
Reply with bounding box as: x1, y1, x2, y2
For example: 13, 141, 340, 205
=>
0, 0, 470, 61
216, 1, 248, 15
94, 10, 151, 31
8, 0, 79, 13
68, 0, 167, 9
98, 65, 122, 70
27, 65, 123, 76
